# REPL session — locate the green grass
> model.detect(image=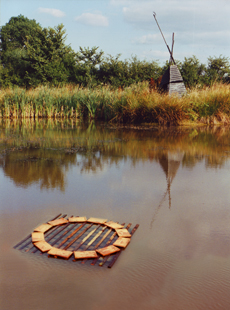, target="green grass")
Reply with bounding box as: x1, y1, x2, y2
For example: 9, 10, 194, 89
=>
0, 82, 230, 125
